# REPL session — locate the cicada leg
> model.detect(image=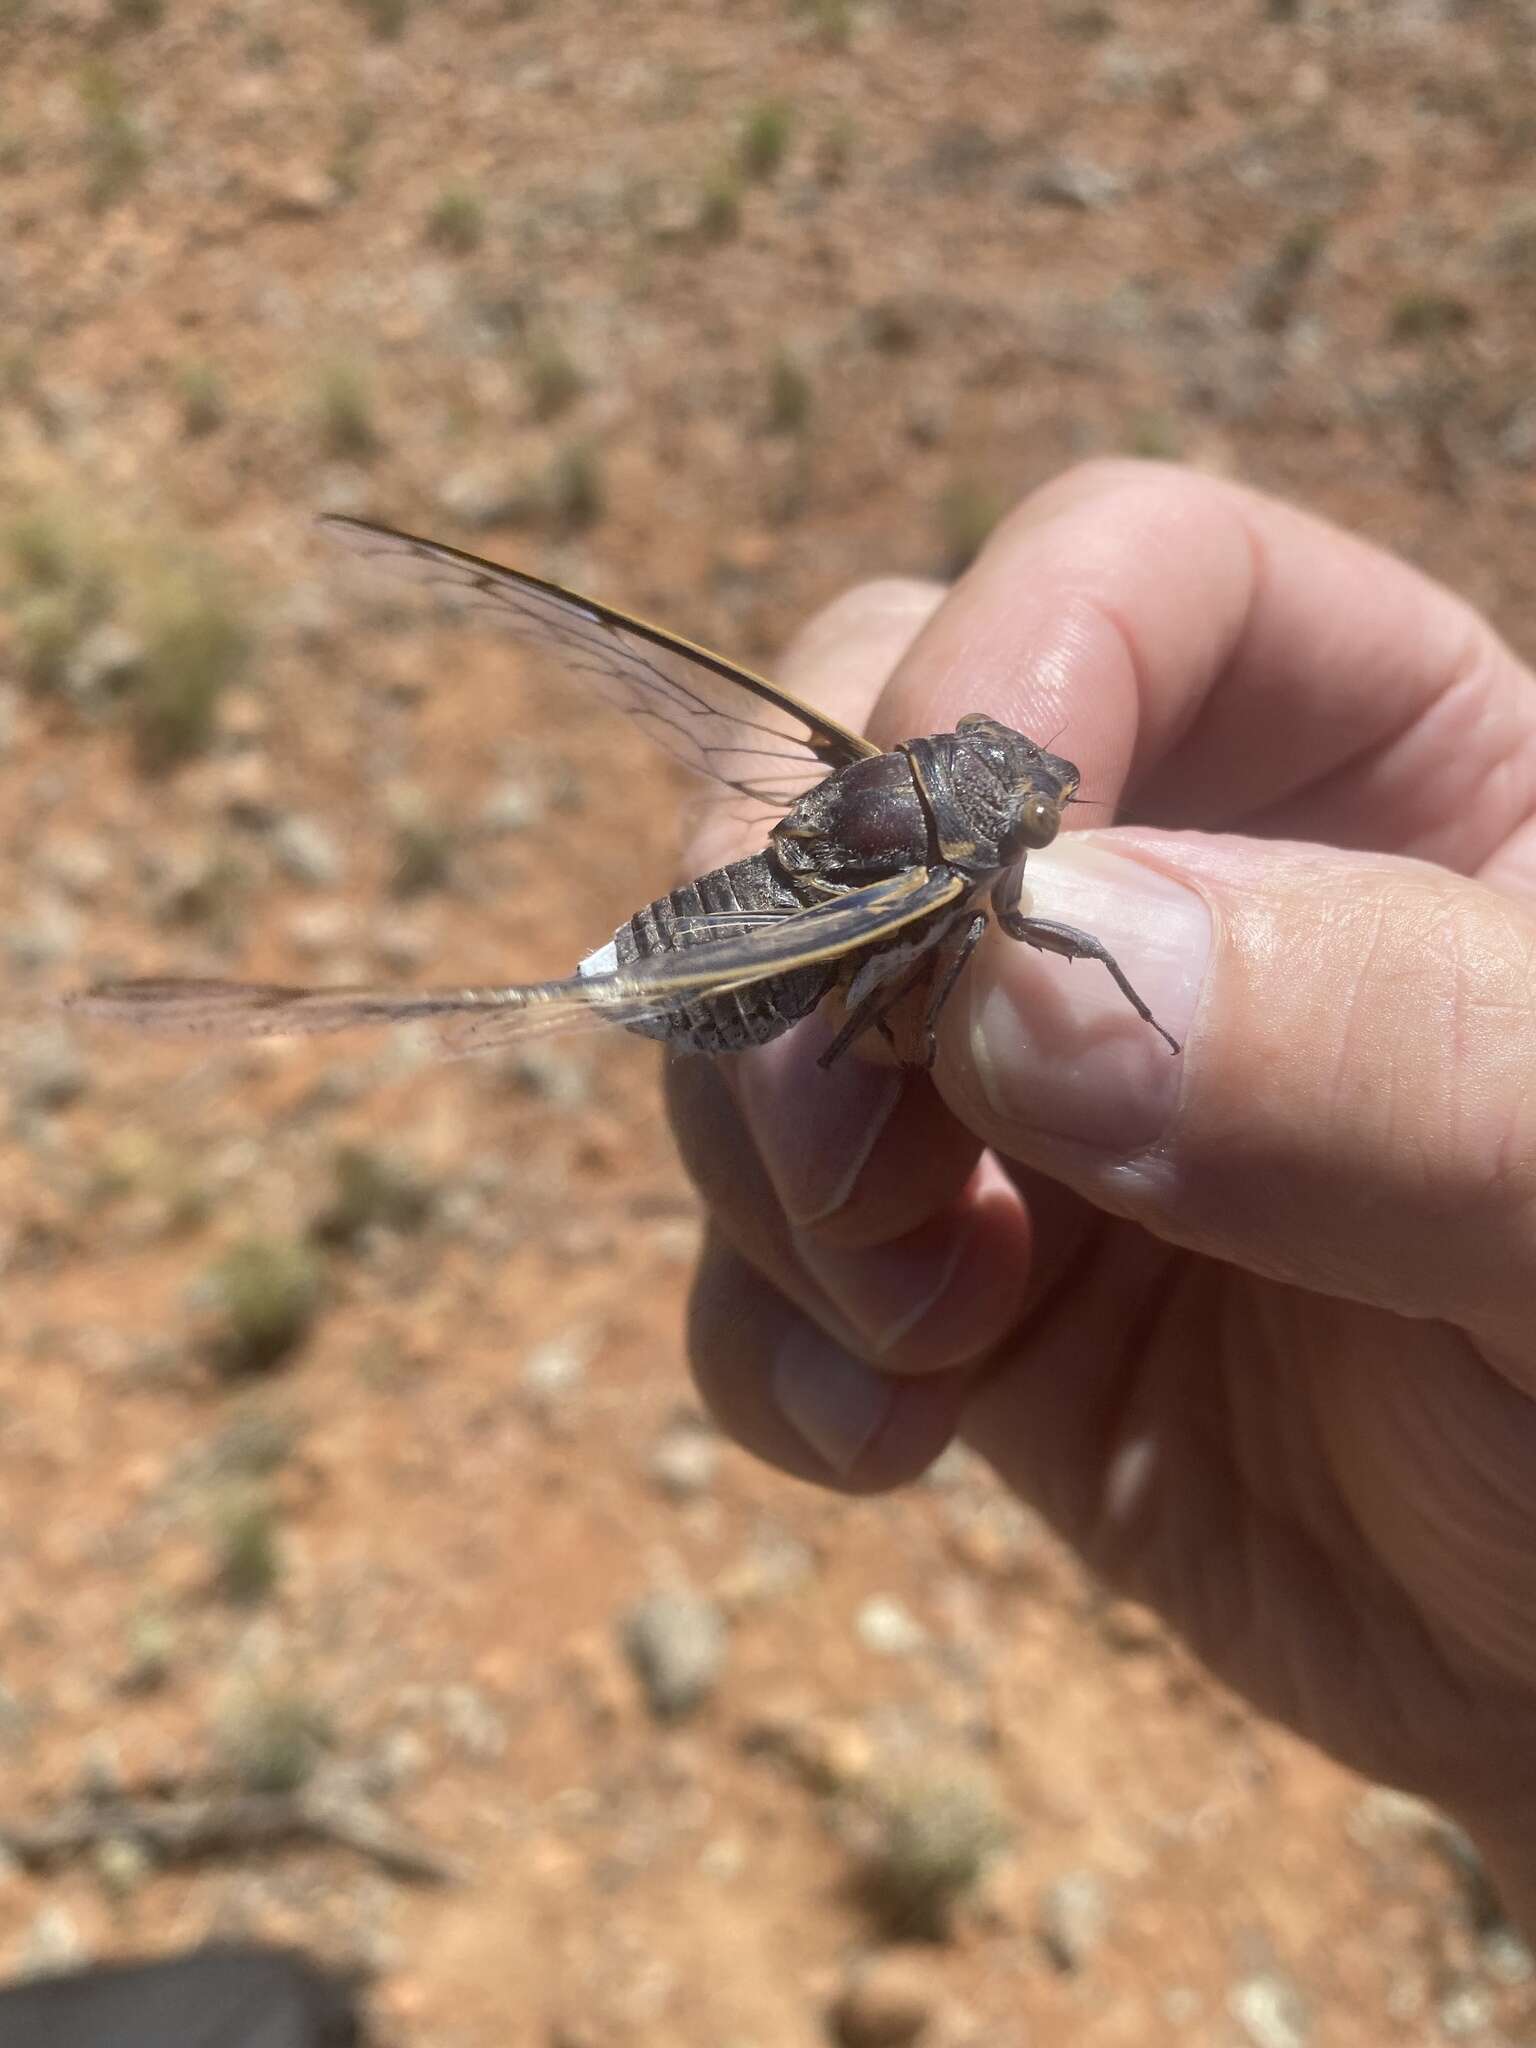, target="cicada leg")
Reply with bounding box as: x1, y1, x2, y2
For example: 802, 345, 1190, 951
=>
994, 907, 1181, 1055
817, 912, 987, 1071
